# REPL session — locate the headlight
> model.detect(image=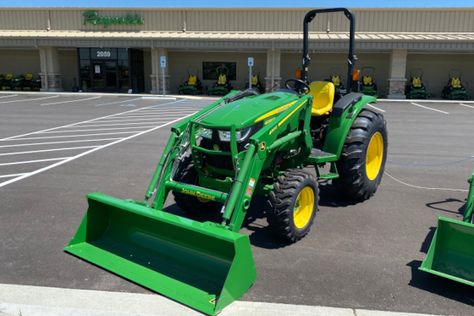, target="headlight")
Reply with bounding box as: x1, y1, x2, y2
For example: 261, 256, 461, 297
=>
196, 127, 213, 139
218, 127, 252, 142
